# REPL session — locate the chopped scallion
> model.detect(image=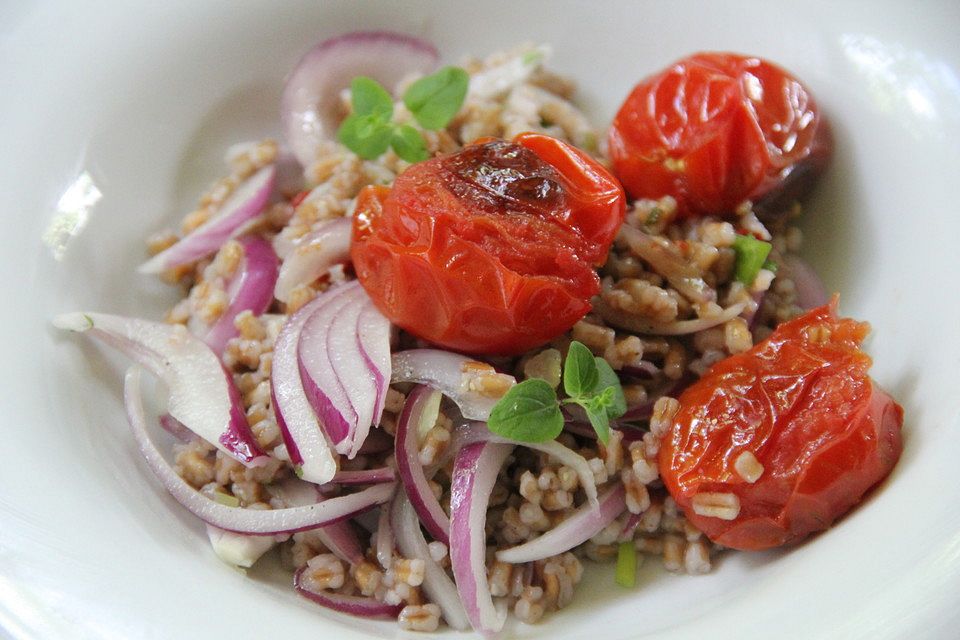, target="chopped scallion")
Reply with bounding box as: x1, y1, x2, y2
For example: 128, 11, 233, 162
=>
732, 234, 773, 284
615, 541, 637, 588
